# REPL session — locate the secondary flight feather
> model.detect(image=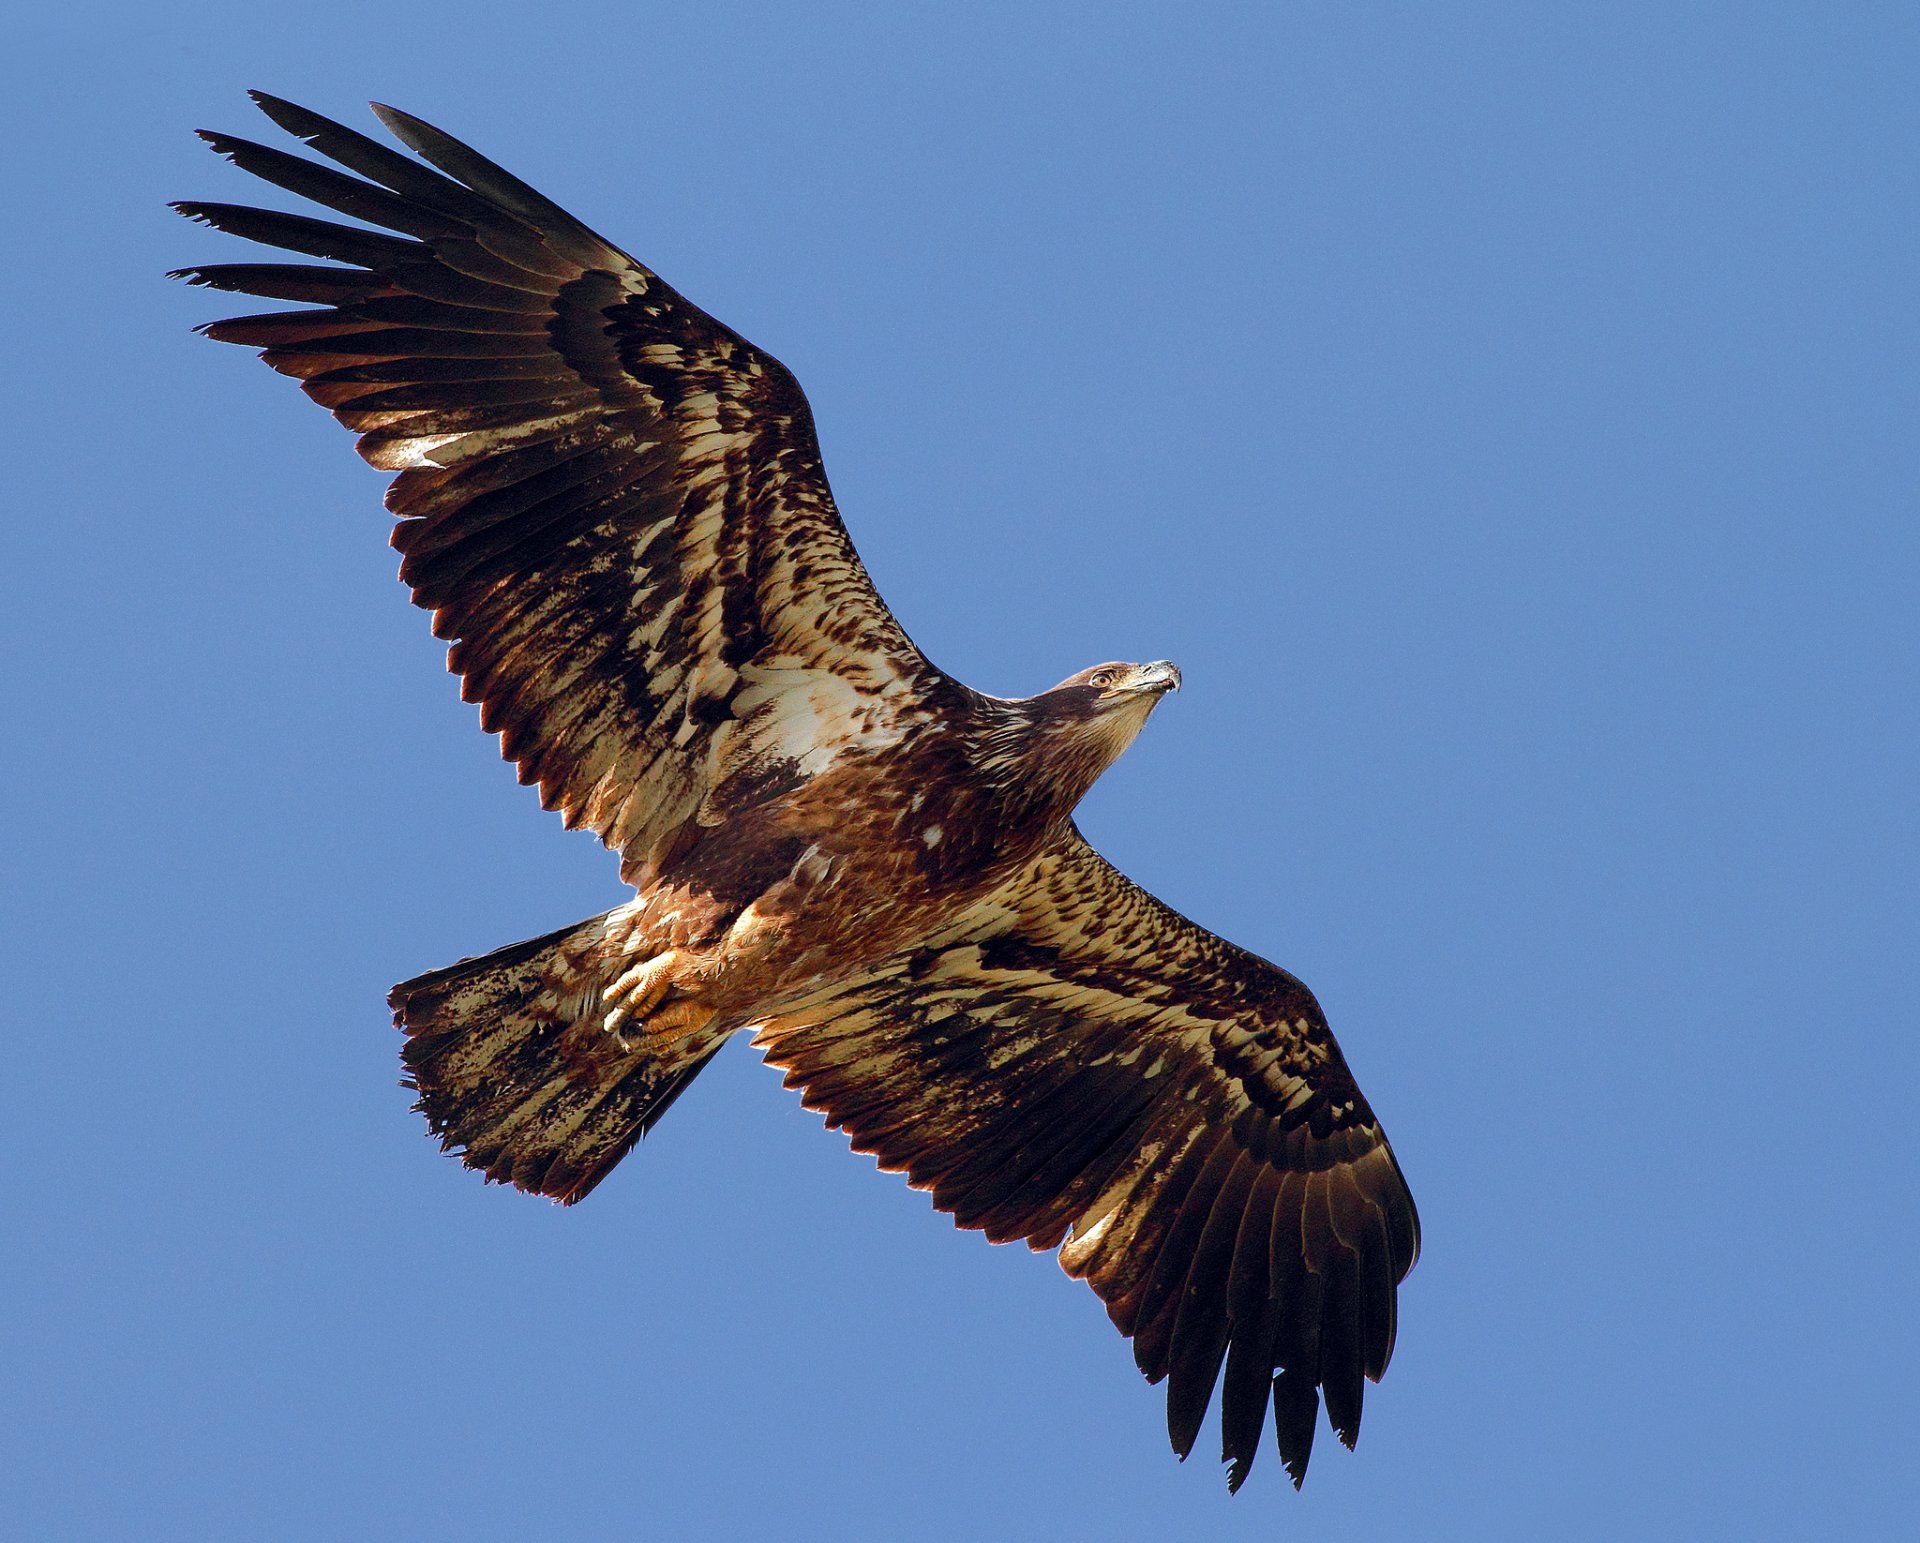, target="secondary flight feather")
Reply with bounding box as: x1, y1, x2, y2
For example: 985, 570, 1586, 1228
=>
174, 92, 1419, 1493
